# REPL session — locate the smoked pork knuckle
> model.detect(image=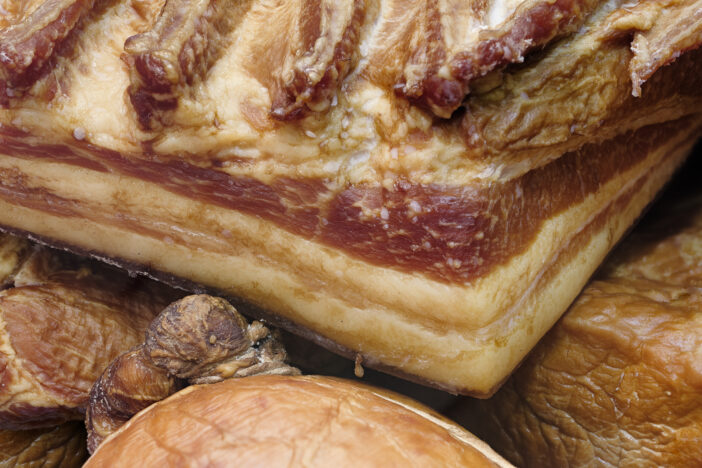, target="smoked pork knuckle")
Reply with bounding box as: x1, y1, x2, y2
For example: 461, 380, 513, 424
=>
85, 294, 299, 452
